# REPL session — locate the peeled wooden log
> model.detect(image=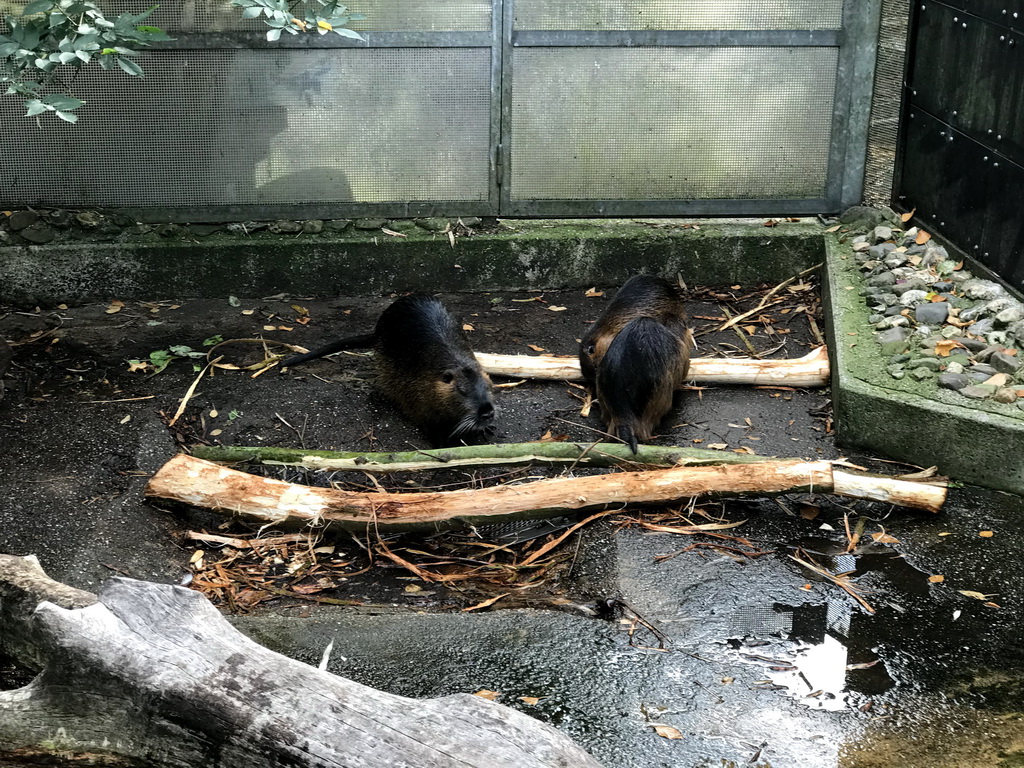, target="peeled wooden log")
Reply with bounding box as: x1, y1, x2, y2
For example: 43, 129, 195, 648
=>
0, 555, 601, 768
189, 441, 774, 473
145, 454, 946, 534
474, 345, 830, 387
